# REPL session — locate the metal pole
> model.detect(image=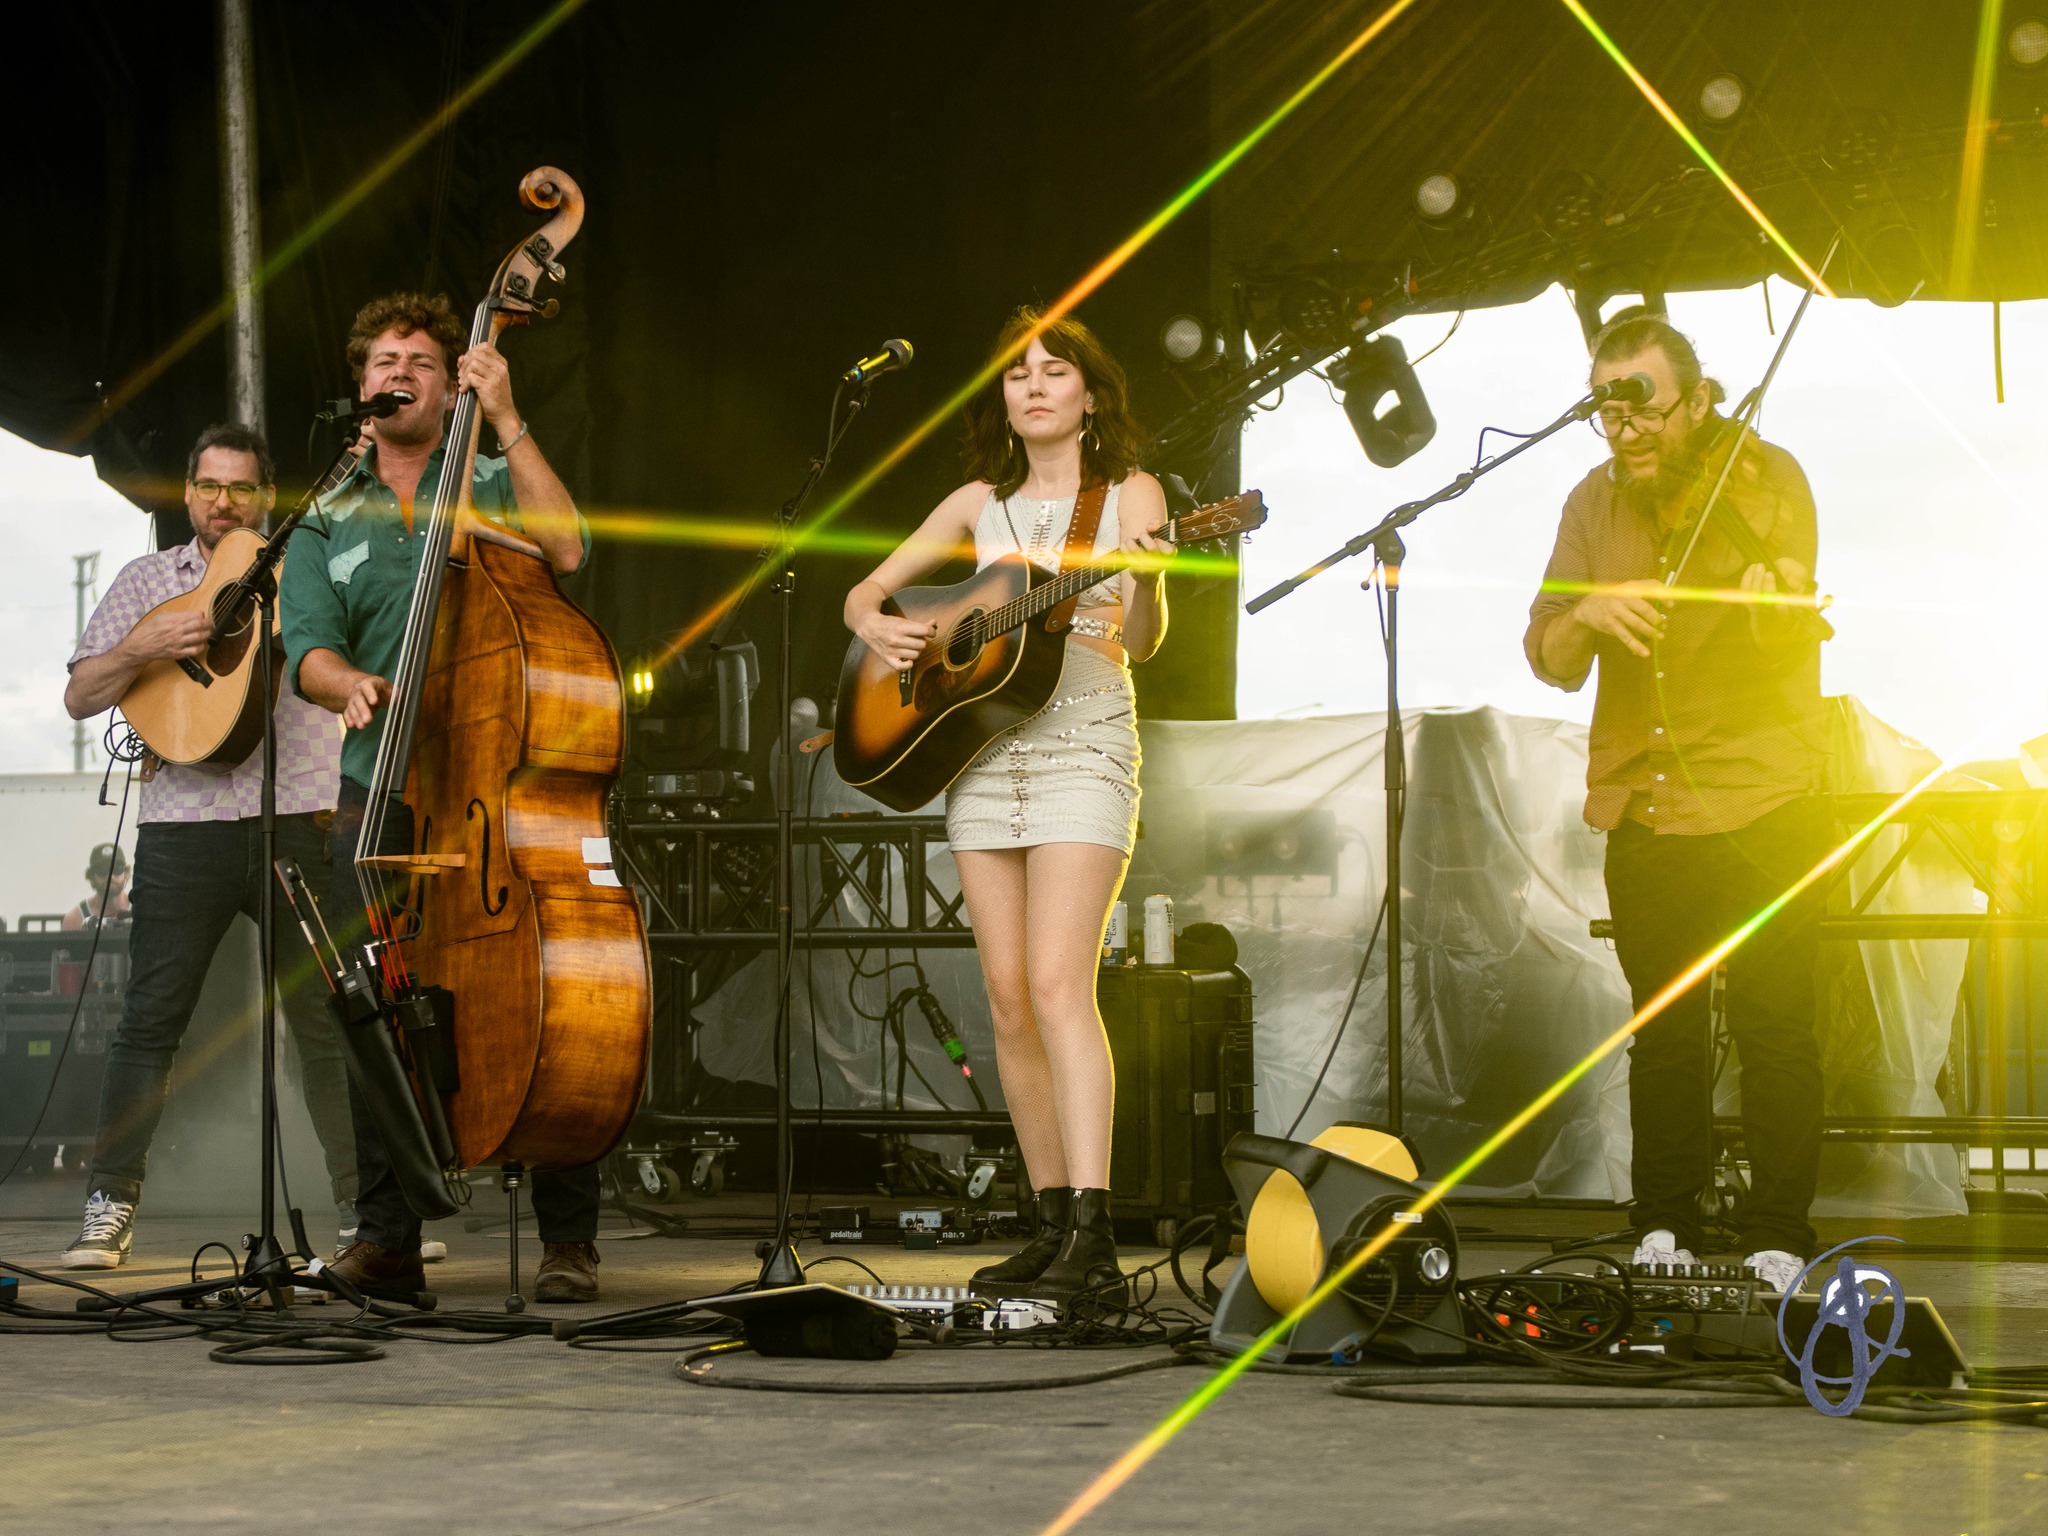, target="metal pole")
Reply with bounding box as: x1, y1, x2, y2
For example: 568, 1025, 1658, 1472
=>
72, 553, 100, 772
217, 0, 265, 441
